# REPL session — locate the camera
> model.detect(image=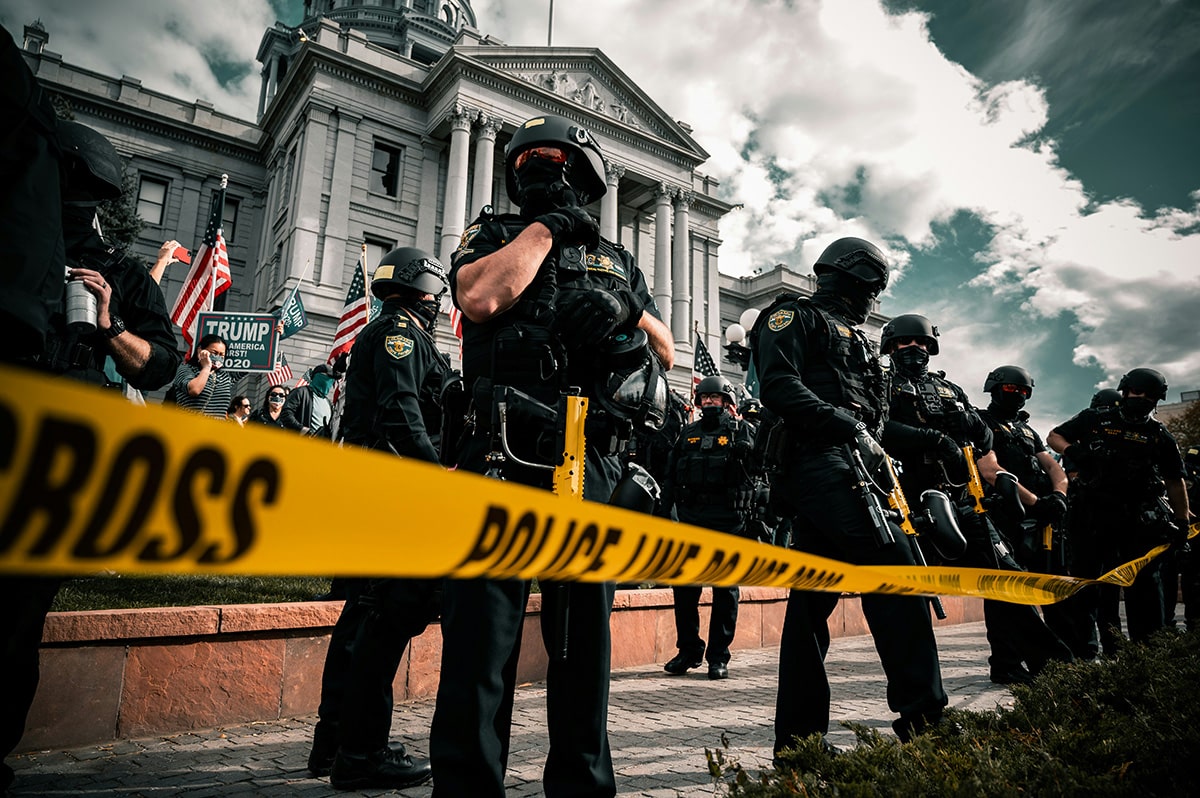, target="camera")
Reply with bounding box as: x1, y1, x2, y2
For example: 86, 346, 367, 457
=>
65, 271, 97, 334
